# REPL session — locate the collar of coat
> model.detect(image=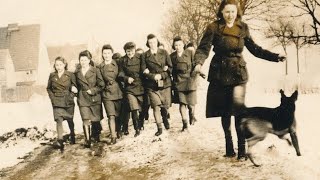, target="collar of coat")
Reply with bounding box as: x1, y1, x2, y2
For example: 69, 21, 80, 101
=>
123, 54, 141, 66
99, 60, 117, 68
51, 71, 71, 82
217, 19, 244, 37
76, 66, 96, 85
145, 49, 166, 66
